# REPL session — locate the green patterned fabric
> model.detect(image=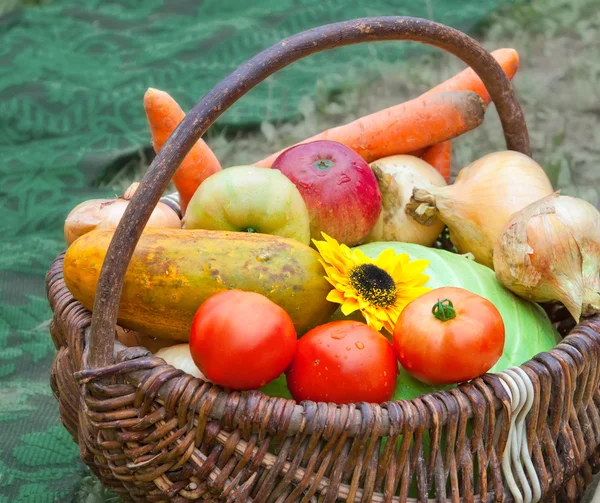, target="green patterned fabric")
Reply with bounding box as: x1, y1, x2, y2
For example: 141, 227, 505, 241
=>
0, 1, 512, 500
